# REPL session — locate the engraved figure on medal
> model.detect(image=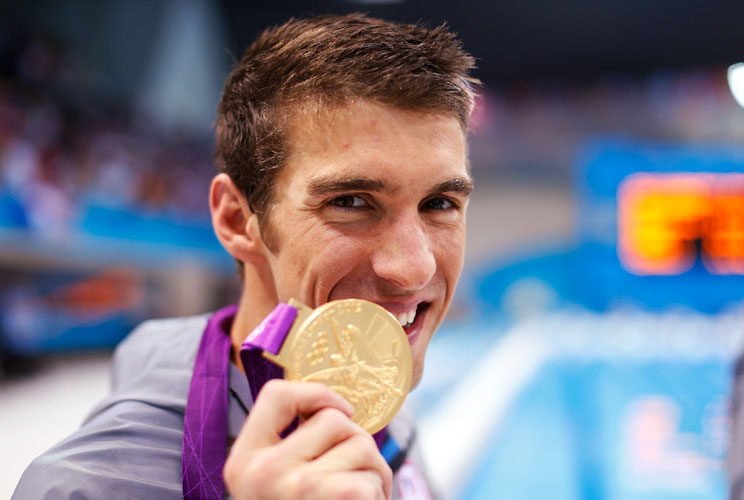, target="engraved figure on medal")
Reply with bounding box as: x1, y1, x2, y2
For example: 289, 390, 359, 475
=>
283, 299, 412, 434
